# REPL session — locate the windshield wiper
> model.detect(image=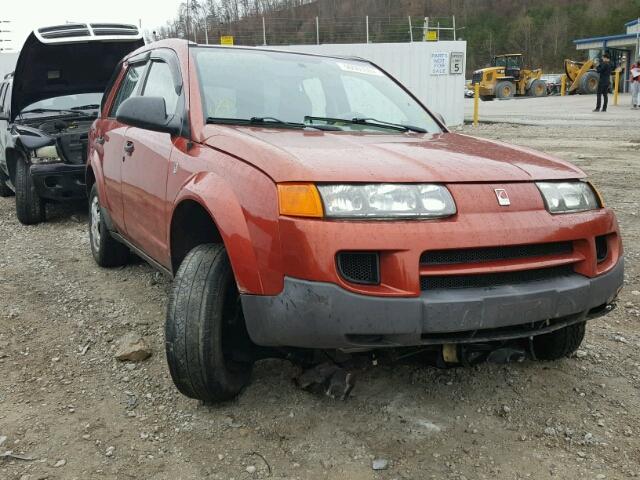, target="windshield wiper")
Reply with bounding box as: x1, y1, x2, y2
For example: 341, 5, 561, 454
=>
304, 116, 427, 133
21, 108, 91, 117
71, 104, 100, 110
206, 116, 341, 131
